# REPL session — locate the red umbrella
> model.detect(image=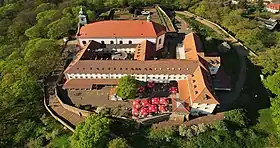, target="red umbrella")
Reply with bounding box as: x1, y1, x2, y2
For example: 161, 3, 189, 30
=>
169, 87, 178, 94
141, 99, 150, 107
159, 105, 167, 112
140, 107, 149, 117
151, 97, 160, 105
148, 104, 158, 113
147, 81, 155, 88
160, 97, 169, 105
138, 86, 145, 93
132, 108, 139, 117
133, 99, 141, 109
133, 99, 141, 106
